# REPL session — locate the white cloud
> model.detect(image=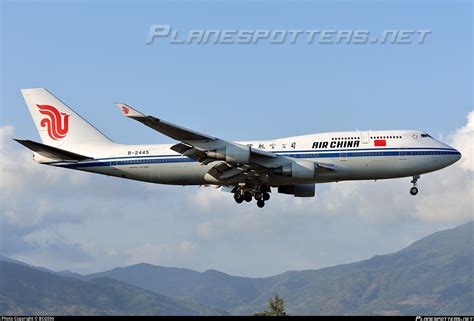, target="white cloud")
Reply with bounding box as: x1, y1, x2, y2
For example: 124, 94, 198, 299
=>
450, 111, 473, 171
0, 125, 90, 194
0, 125, 188, 272
196, 221, 215, 240
125, 241, 199, 266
